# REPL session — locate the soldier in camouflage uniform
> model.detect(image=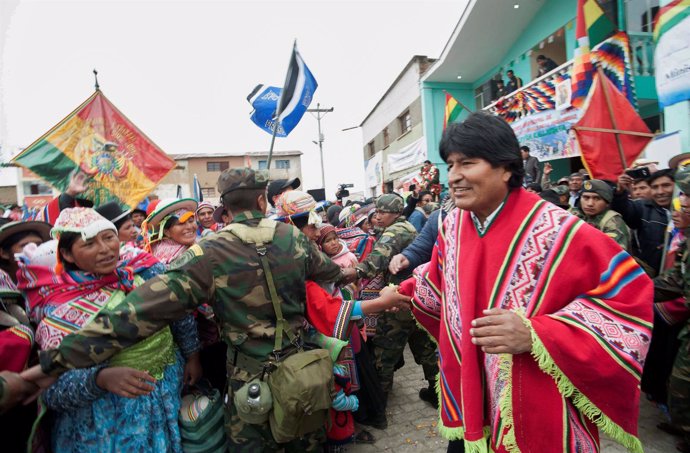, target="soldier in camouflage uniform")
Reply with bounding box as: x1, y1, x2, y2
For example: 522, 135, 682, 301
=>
654, 167, 690, 453
572, 179, 631, 252
30, 168, 356, 452
355, 194, 439, 408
